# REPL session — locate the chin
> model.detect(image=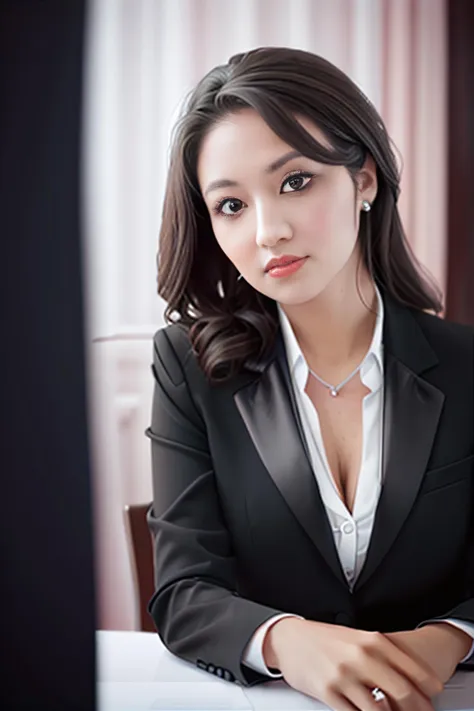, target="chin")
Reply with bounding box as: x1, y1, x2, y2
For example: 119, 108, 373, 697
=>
268, 285, 326, 306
